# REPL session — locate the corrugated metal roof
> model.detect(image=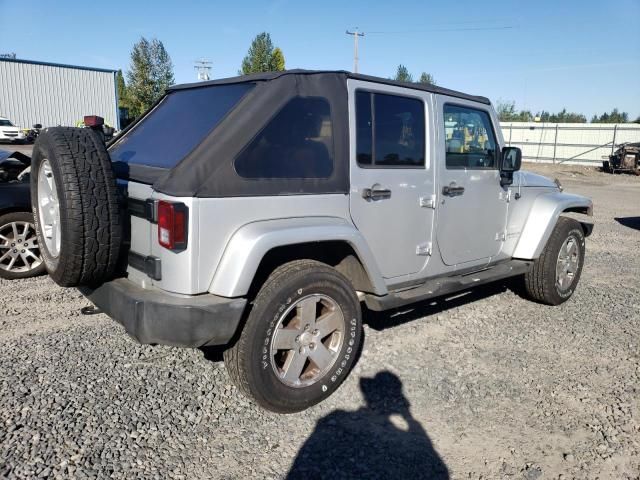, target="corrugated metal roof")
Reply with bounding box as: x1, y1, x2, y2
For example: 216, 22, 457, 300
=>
0, 57, 117, 73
